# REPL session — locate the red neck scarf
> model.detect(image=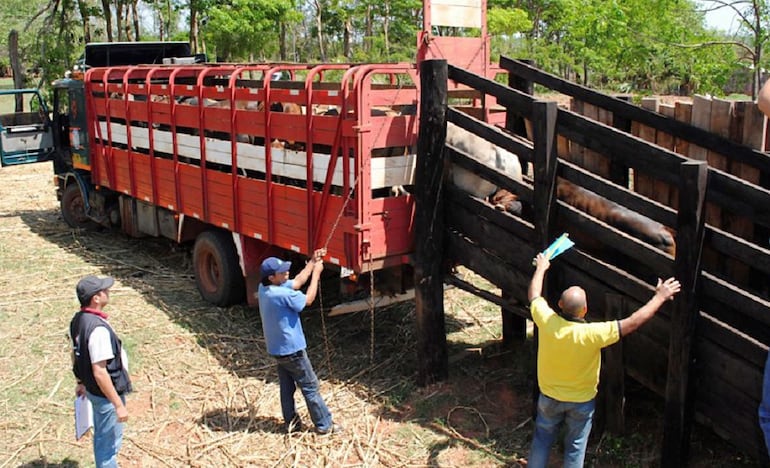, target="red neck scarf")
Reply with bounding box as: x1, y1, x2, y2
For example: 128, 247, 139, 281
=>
81, 307, 109, 320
